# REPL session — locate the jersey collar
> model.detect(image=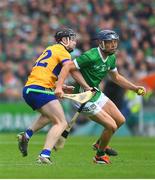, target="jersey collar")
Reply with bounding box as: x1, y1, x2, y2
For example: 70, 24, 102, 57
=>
97, 47, 109, 63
